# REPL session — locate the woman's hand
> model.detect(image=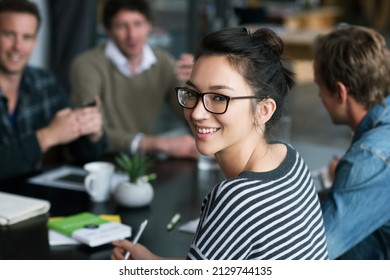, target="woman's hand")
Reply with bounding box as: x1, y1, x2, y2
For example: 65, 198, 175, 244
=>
111, 240, 162, 260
